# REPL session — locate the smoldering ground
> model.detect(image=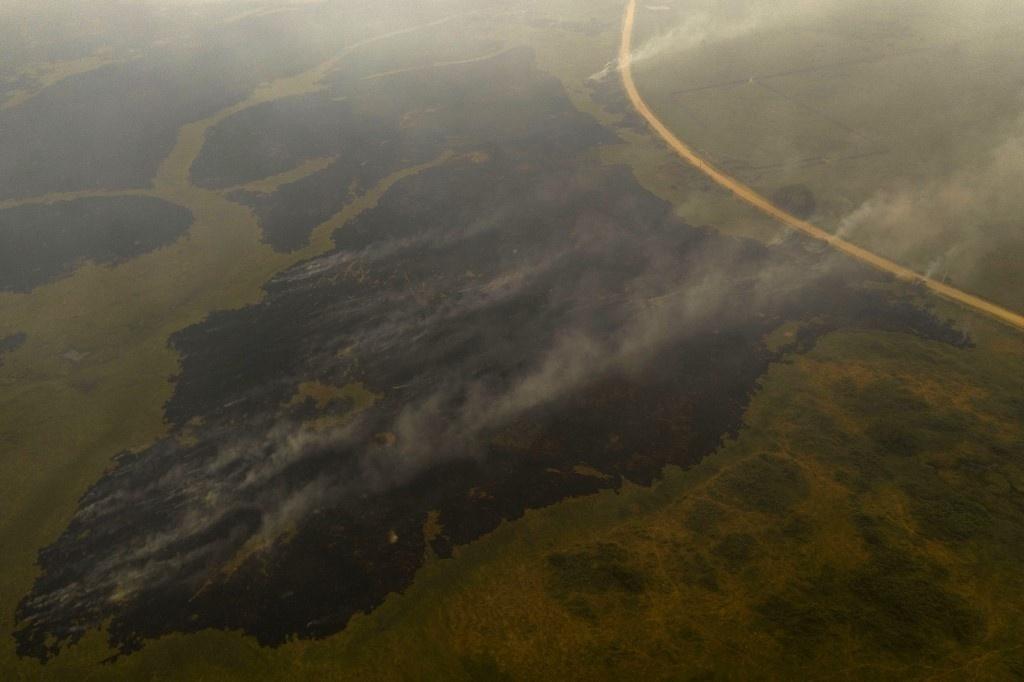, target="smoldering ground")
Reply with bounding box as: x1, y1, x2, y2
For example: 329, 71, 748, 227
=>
14, 11, 971, 662
15, 152, 967, 660
837, 110, 1024, 299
